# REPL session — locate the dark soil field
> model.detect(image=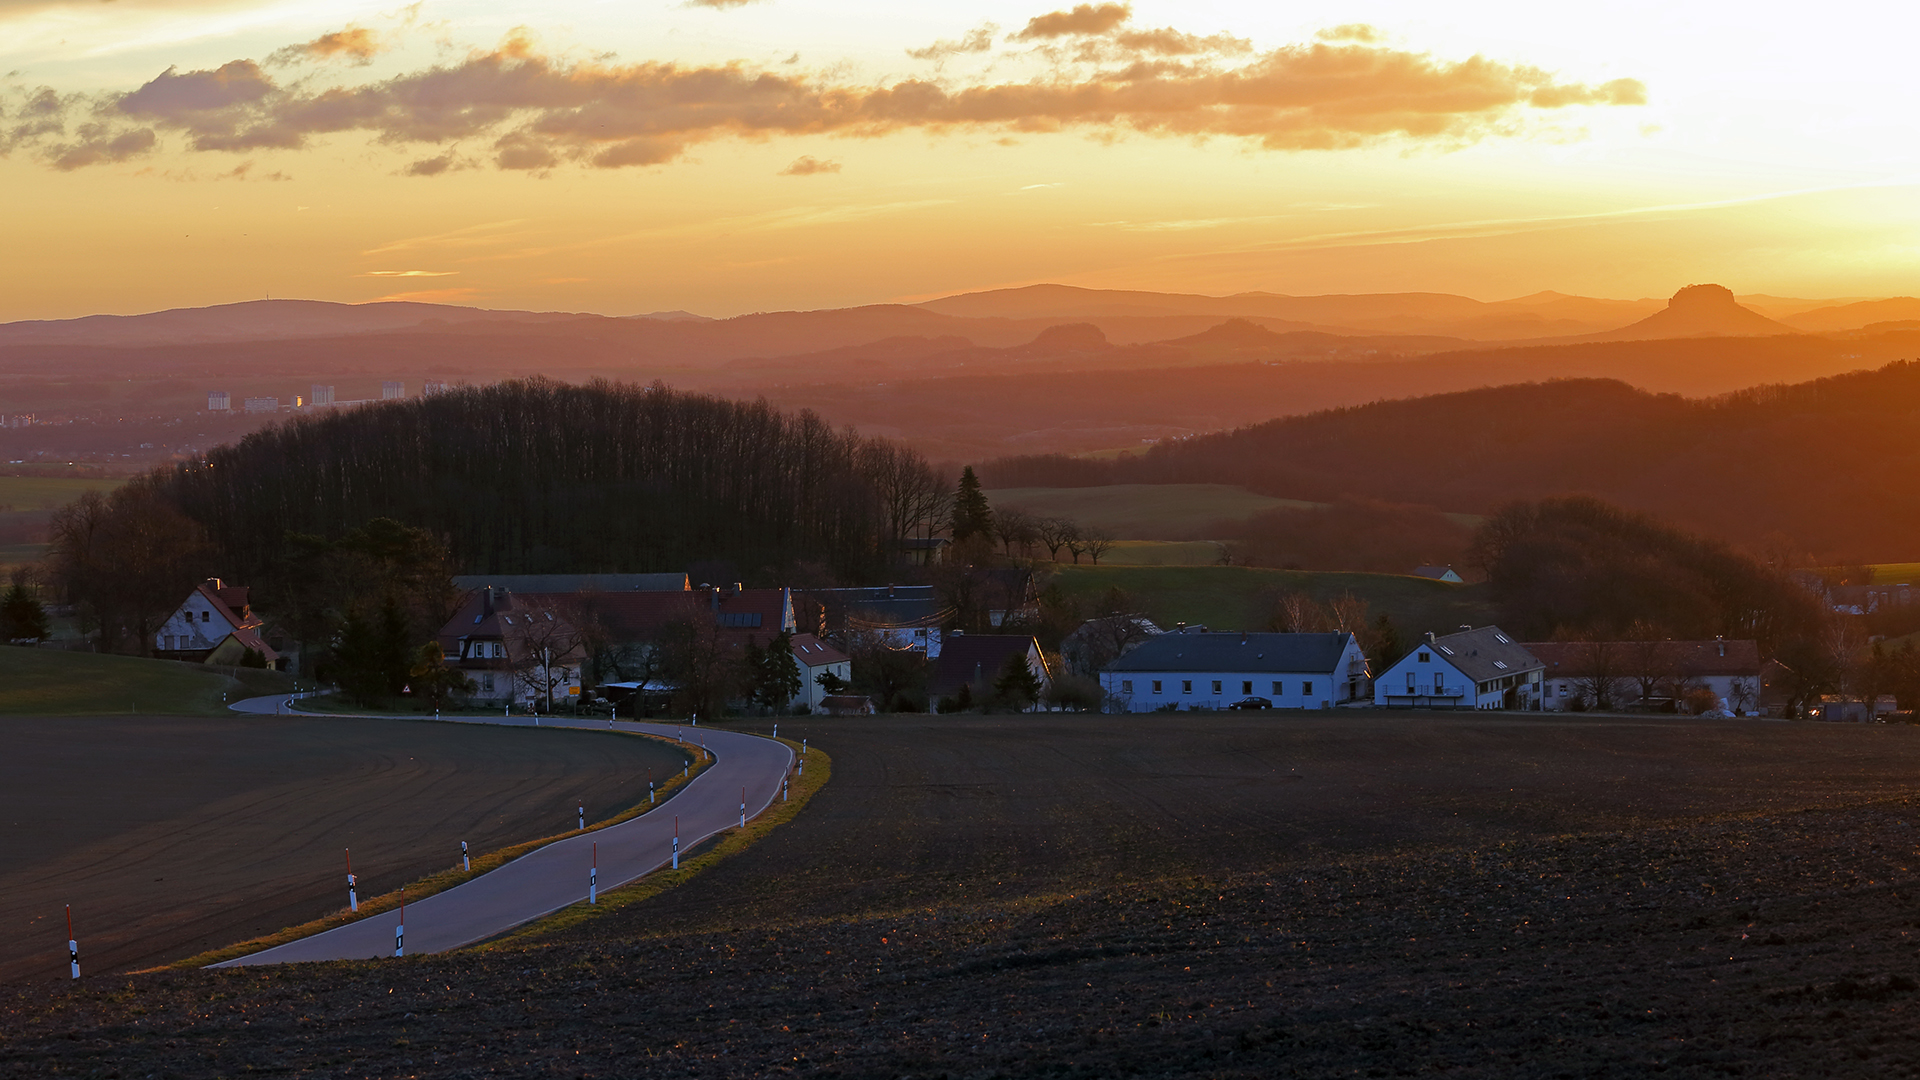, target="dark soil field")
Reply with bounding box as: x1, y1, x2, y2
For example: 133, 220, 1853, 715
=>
10, 712, 1920, 1078
0, 715, 689, 984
